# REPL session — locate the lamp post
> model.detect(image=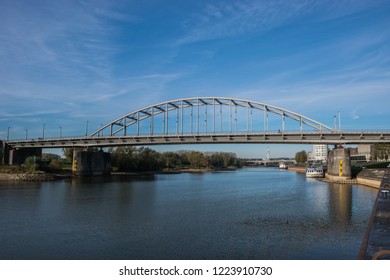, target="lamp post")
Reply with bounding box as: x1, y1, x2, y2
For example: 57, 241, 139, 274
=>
85, 121, 89, 136
25, 129, 28, 141
338, 111, 341, 130
59, 127, 62, 138
7, 126, 10, 141
42, 124, 46, 139
333, 115, 336, 130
